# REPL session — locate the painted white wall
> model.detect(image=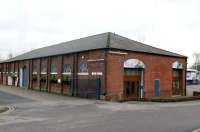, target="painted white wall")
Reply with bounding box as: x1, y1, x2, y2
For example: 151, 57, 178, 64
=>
20, 68, 23, 87
7, 76, 12, 86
